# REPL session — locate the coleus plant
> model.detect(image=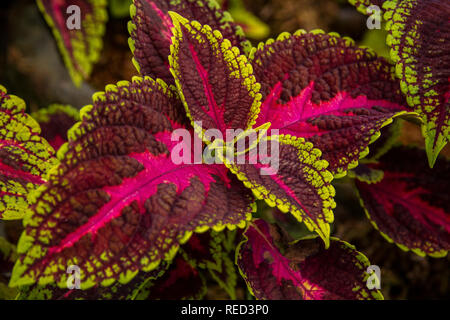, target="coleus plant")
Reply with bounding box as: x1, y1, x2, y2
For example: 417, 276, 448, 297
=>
0, 0, 448, 300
